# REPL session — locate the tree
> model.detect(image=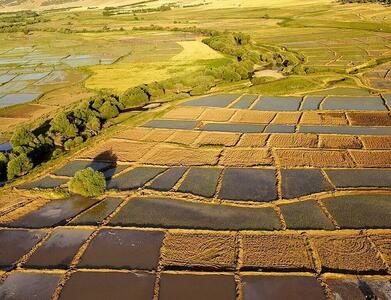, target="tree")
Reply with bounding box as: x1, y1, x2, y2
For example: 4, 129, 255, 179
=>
7, 153, 33, 180
50, 112, 78, 139
10, 127, 36, 149
120, 86, 150, 108
0, 153, 8, 180
68, 168, 106, 197
98, 101, 120, 120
